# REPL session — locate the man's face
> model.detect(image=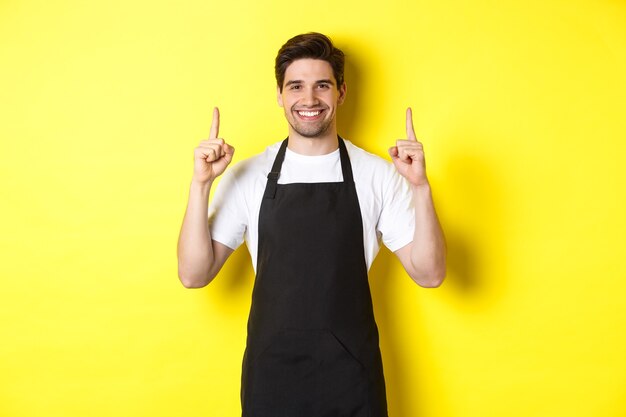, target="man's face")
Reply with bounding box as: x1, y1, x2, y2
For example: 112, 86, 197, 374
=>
277, 58, 346, 138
